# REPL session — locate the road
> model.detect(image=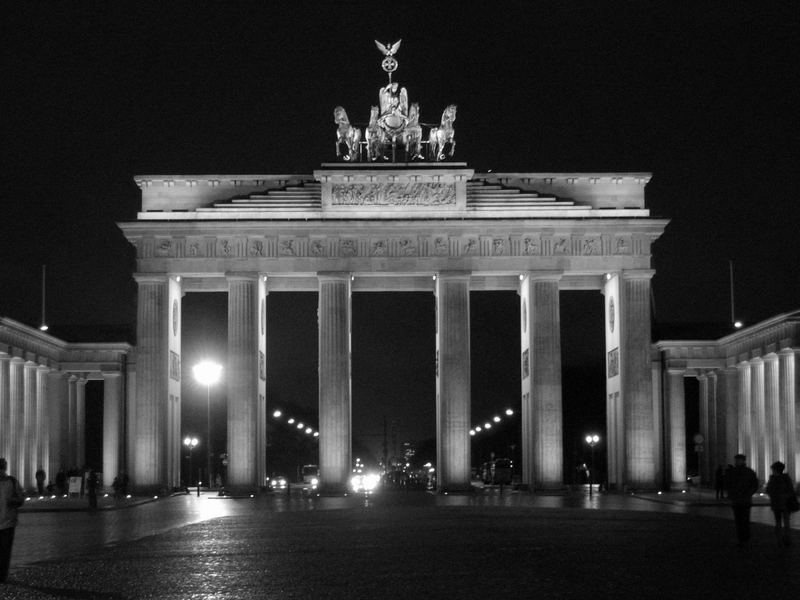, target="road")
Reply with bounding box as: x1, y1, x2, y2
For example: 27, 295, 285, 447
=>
3, 488, 797, 599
